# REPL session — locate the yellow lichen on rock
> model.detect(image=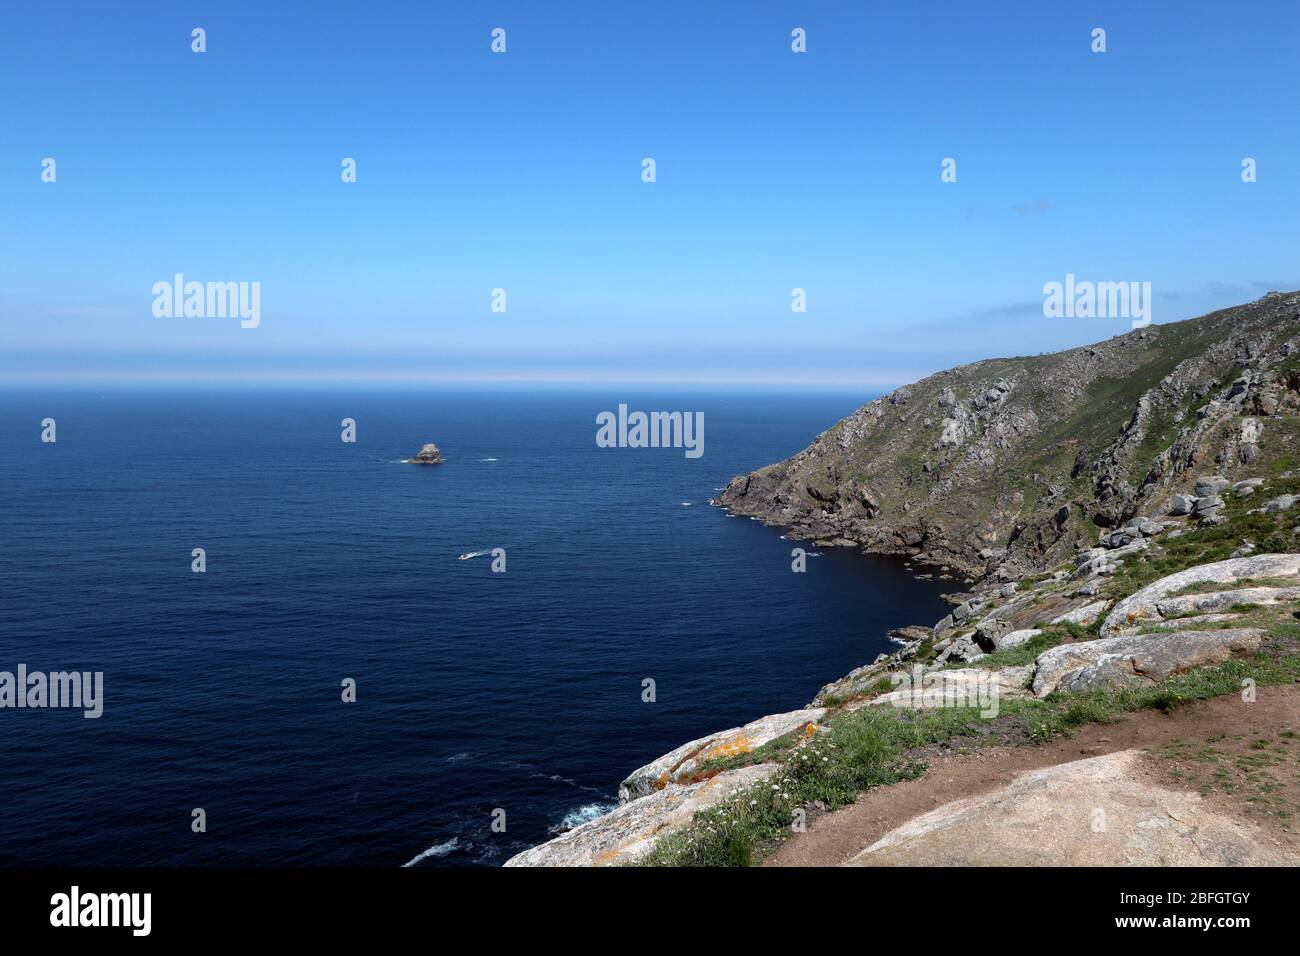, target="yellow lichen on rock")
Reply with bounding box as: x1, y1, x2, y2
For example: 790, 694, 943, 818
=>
702, 734, 753, 760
